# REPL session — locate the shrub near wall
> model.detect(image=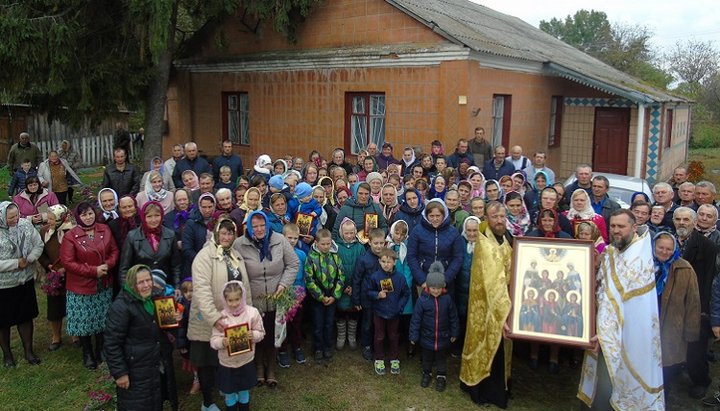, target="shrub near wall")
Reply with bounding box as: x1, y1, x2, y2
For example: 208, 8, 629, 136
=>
690, 123, 720, 148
